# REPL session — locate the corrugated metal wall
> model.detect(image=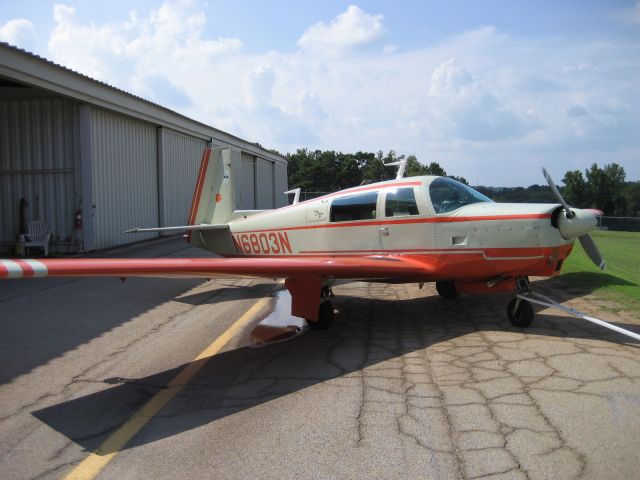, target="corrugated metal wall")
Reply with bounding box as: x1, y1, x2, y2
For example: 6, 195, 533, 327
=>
238, 152, 256, 209
256, 158, 274, 209
0, 97, 80, 252
0, 98, 287, 253
274, 161, 288, 208
159, 128, 207, 231
90, 108, 158, 249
